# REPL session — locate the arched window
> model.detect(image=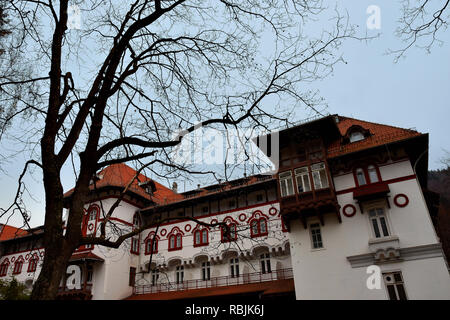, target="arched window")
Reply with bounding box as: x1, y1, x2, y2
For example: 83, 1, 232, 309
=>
88, 206, 98, 221
368, 165, 379, 183
0, 259, 10, 277
260, 253, 272, 274
356, 168, 366, 186
354, 164, 381, 186
145, 233, 159, 255
168, 233, 182, 251
193, 227, 209, 247
250, 218, 268, 238
13, 256, 24, 275
349, 131, 365, 143
27, 254, 39, 272
221, 223, 237, 242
